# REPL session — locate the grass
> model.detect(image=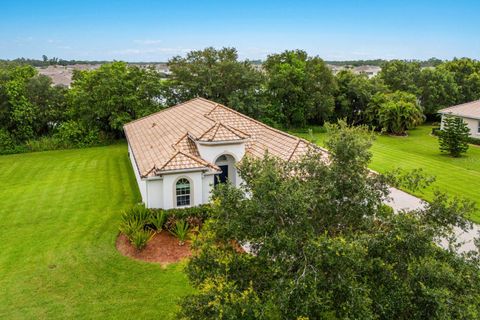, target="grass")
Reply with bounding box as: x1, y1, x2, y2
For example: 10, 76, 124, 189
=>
291, 124, 480, 223
0, 144, 192, 319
